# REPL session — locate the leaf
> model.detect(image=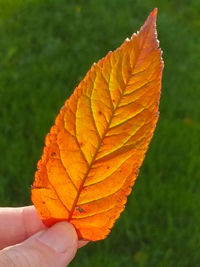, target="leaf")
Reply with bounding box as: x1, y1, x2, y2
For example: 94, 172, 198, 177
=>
31, 8, 164, 241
